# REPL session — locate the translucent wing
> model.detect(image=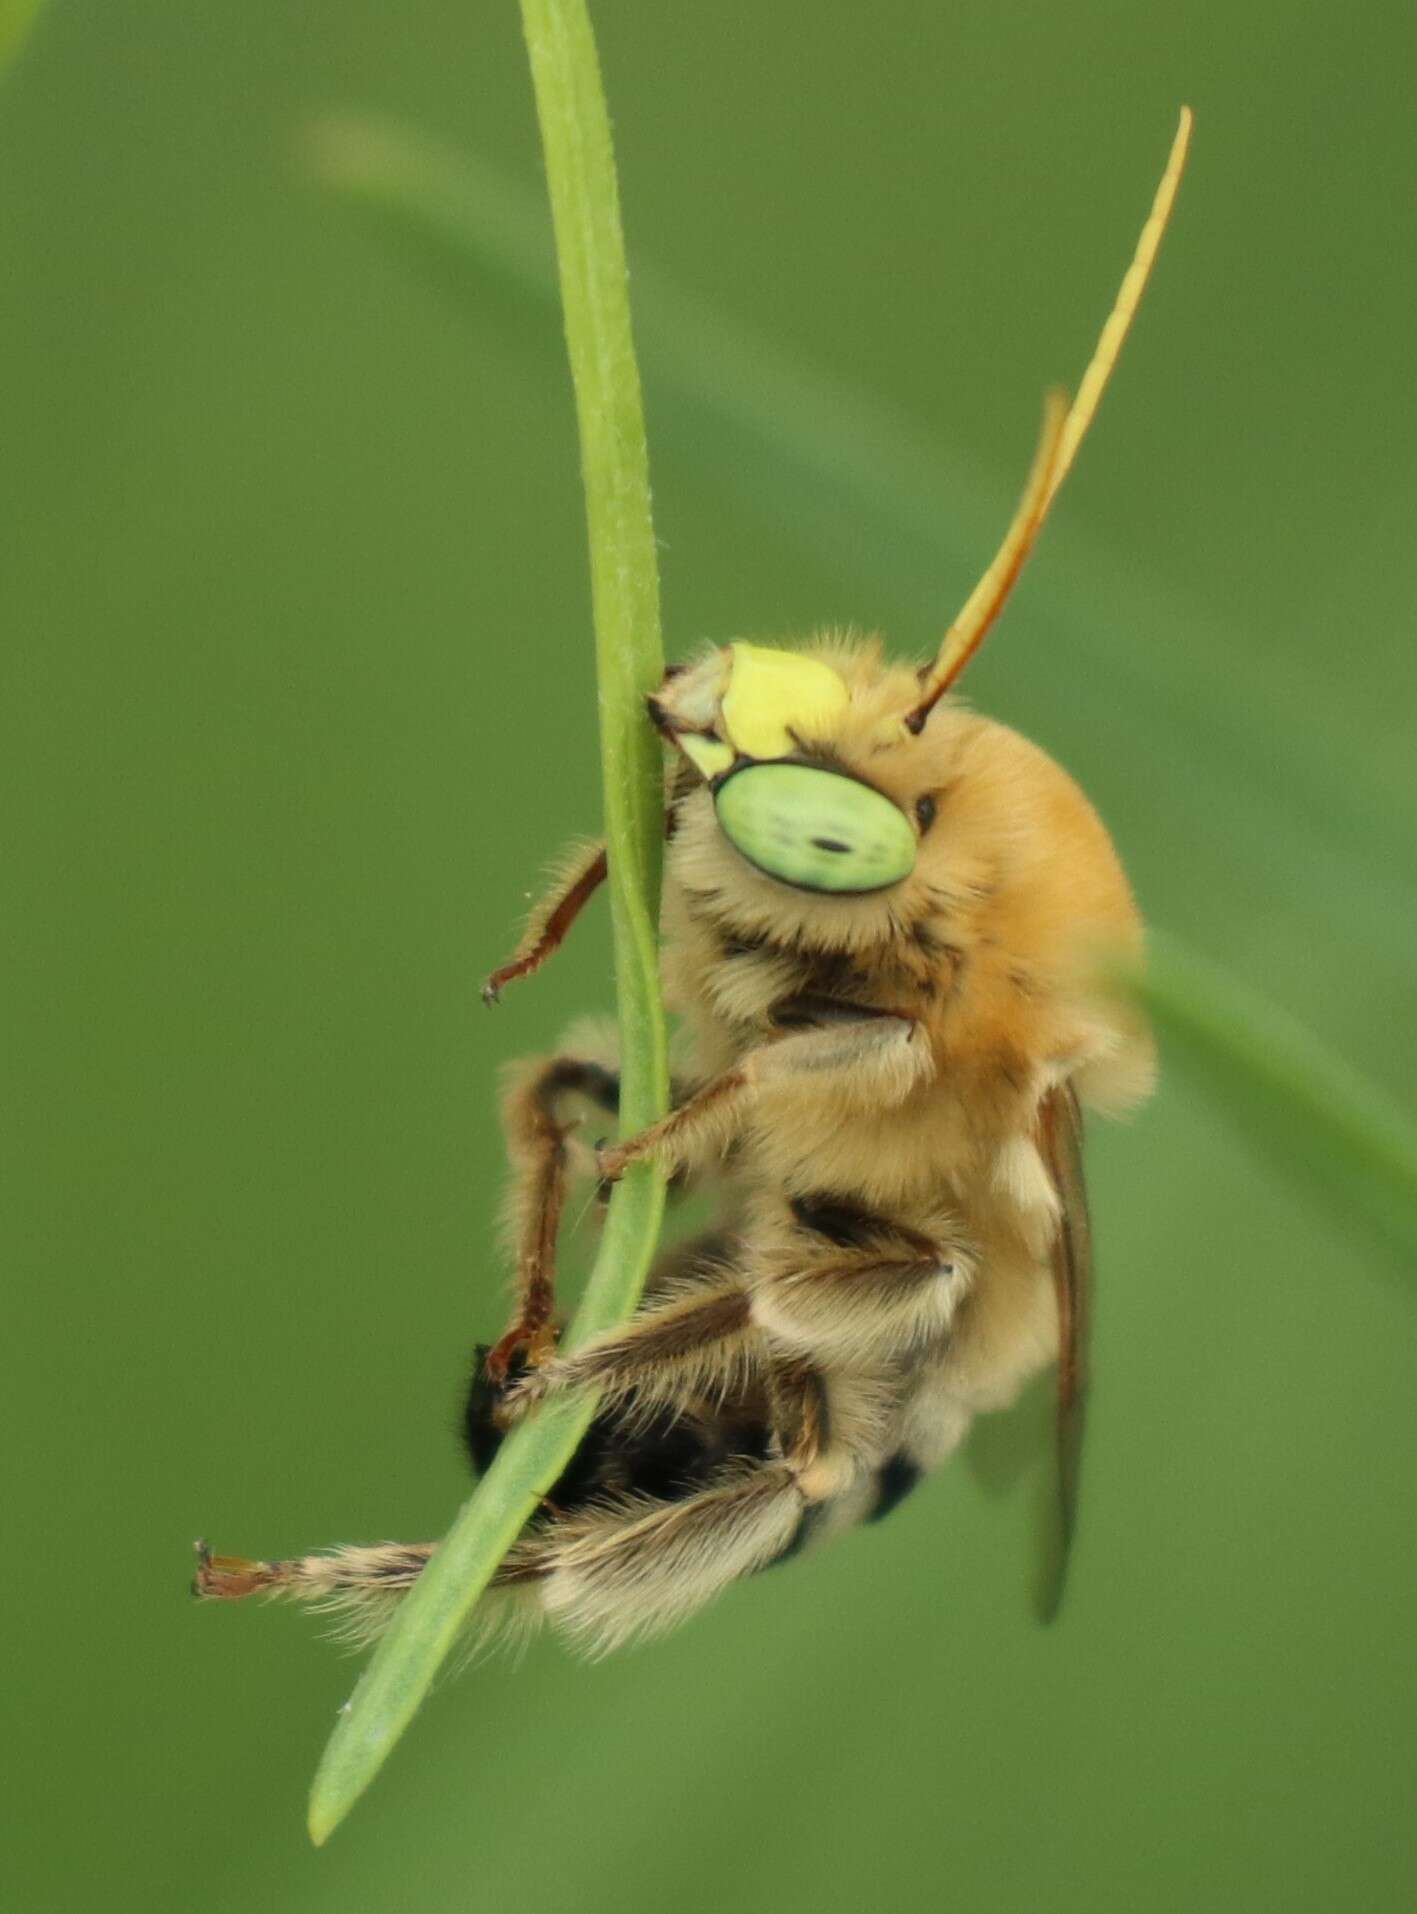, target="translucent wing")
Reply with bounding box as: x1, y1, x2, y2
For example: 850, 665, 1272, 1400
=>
1033, 1081, 1093, 1621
